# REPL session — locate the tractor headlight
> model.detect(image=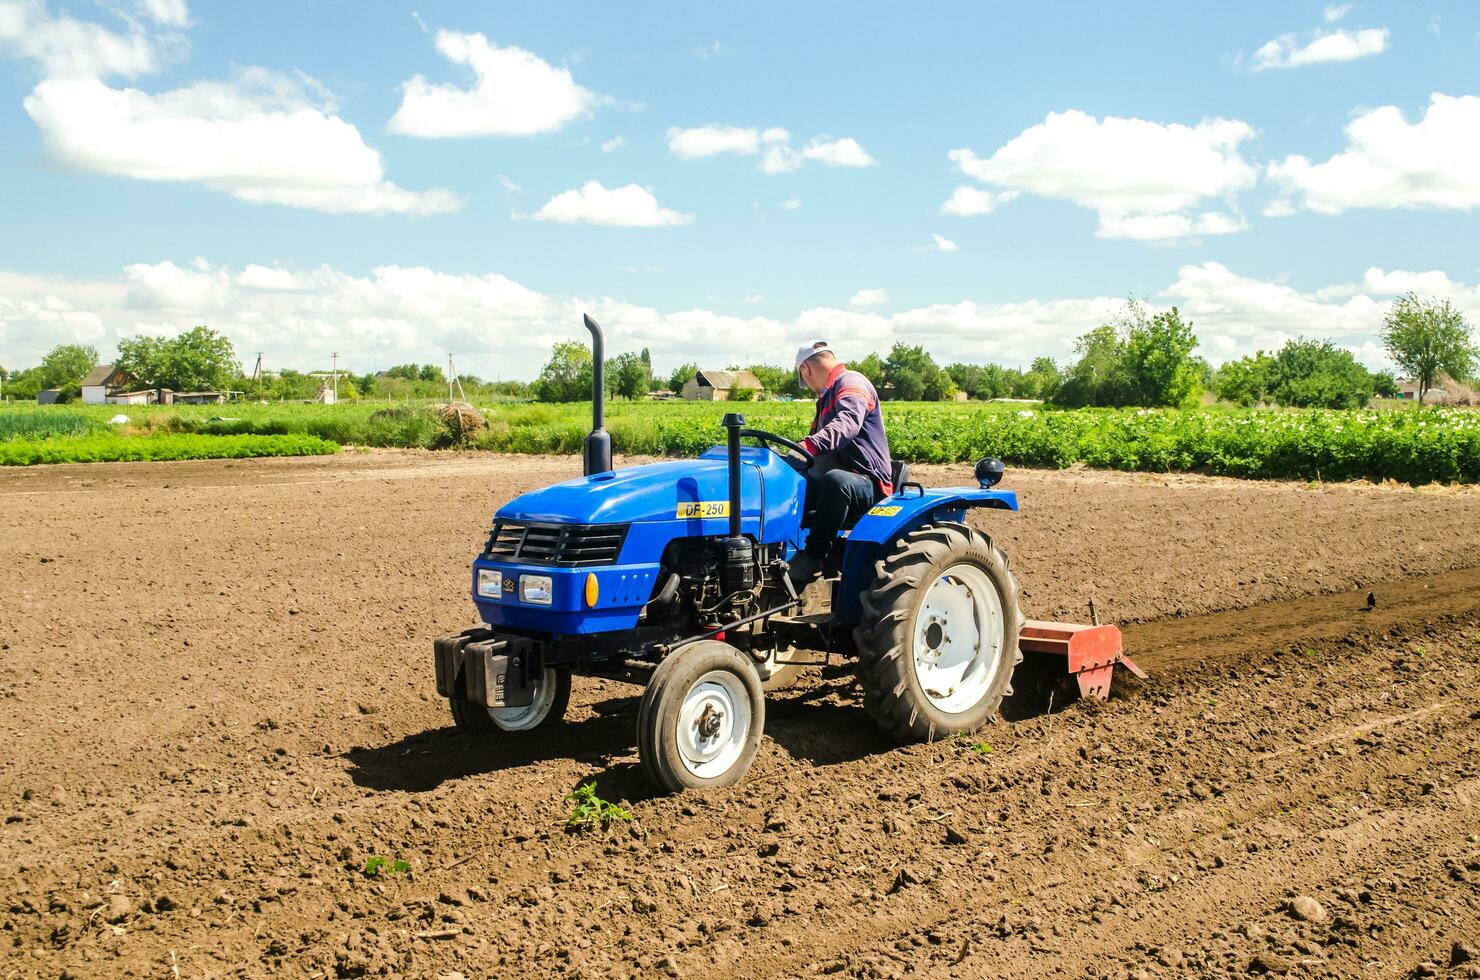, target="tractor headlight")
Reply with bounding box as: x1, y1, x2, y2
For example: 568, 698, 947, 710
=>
476, 568, 503, 598
520, 574, 553, 605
